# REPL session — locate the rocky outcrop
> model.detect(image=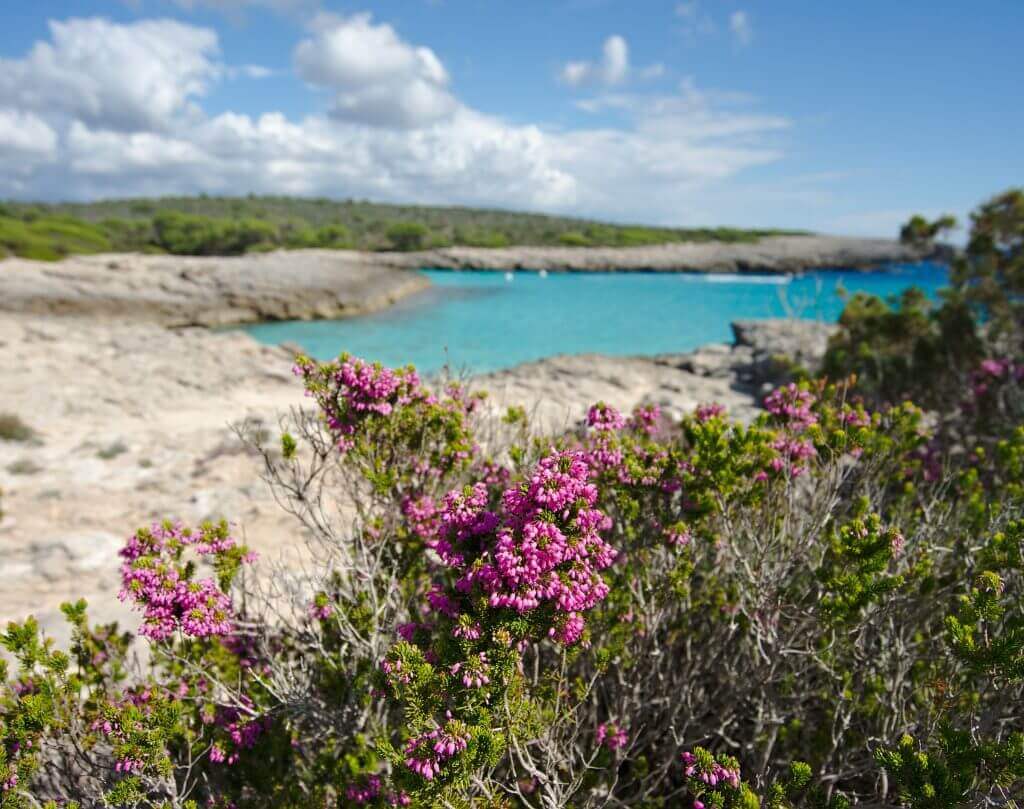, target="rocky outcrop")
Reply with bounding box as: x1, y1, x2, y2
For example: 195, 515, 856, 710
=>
0, 250, 430, 327
382, 235, 921, 274
478, 318, 837, 431
730, 319, 837, 383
